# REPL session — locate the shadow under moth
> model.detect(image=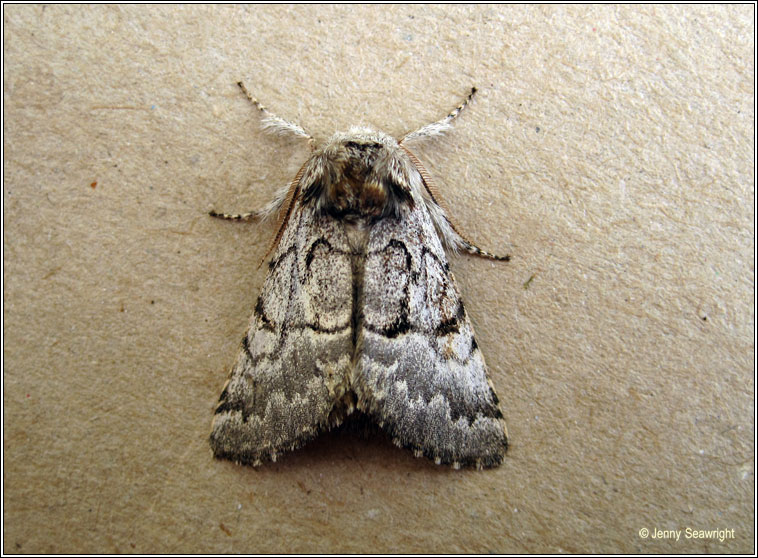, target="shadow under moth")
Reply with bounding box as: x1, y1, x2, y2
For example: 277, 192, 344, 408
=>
209, 83, 510, 469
